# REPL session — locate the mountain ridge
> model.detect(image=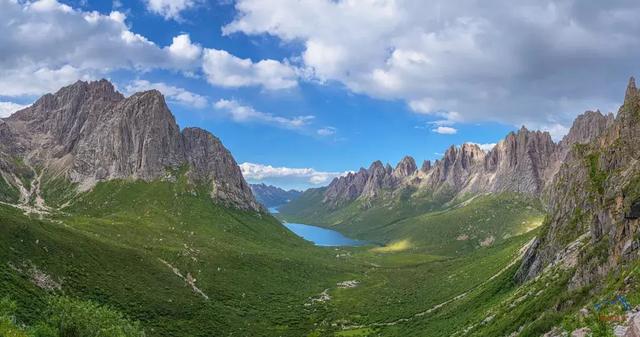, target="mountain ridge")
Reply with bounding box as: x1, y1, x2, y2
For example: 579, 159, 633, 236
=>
250, 183, 302, 208
515, 77, 640, 286
0, 79, 261, 212
319, 110, 614, 210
